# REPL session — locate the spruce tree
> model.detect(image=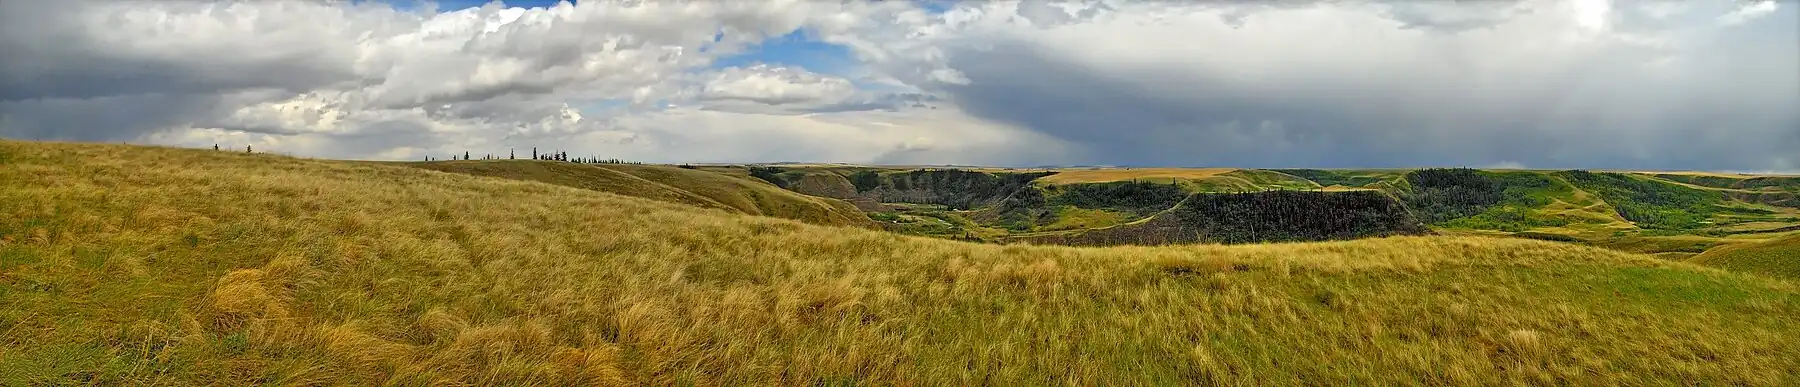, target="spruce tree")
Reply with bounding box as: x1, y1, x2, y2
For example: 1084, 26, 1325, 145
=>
532, 147, 539, 159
